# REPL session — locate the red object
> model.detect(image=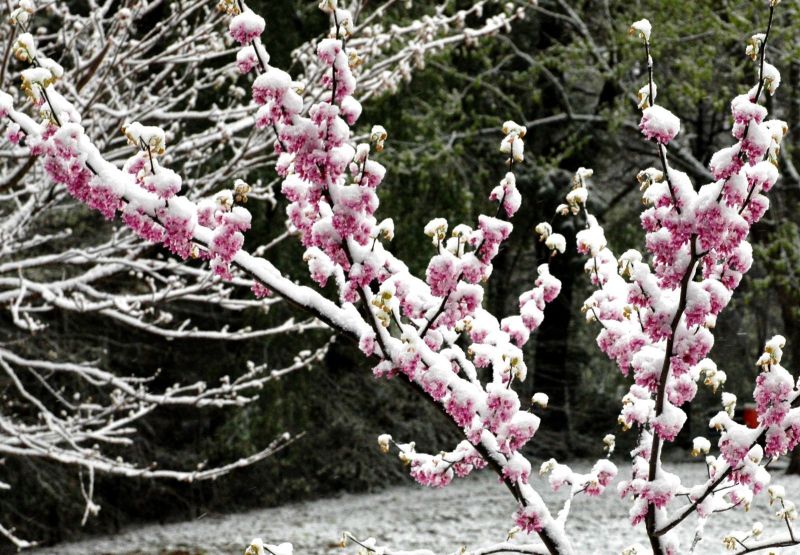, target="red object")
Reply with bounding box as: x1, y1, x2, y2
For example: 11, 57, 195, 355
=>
742, 406, 759, 429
